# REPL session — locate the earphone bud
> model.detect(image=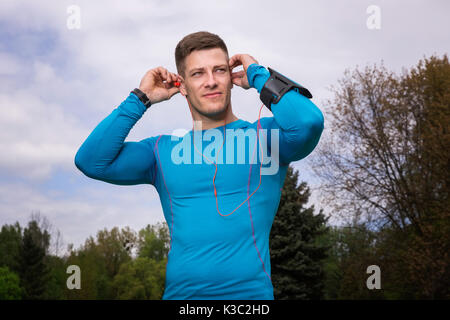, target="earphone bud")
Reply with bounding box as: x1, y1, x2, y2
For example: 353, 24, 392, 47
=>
174, 81, 180, 87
